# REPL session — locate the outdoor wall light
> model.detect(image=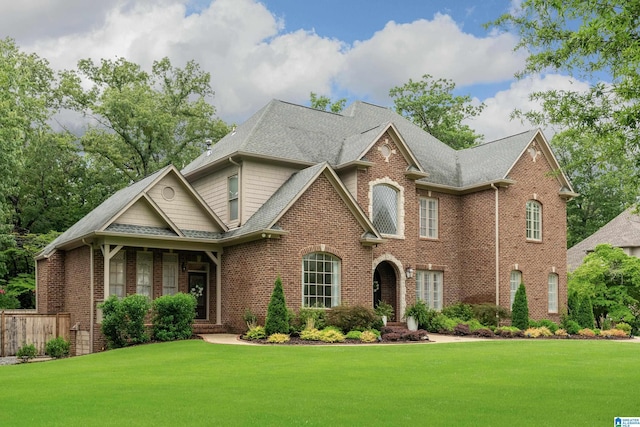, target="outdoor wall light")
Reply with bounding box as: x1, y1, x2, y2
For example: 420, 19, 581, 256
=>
405, 266, 414, 279
182, 262, 187, 272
